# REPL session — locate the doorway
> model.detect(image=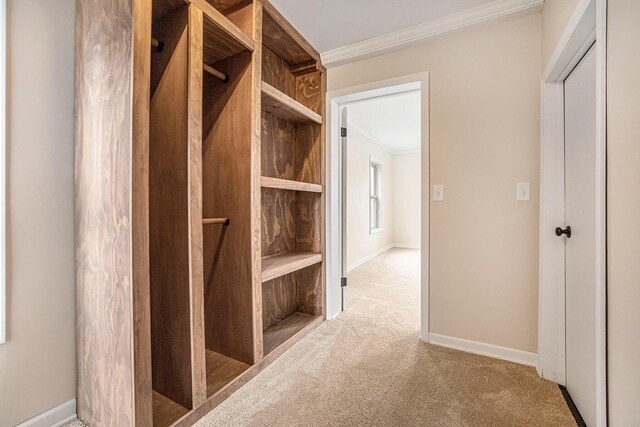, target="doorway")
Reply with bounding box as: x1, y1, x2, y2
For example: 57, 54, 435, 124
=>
326, 72, 430, 340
